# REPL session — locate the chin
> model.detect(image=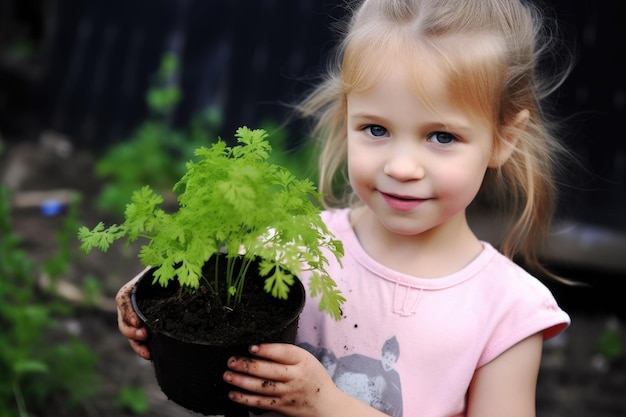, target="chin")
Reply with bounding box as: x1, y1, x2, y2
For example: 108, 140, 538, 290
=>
377, 216, 432, 237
